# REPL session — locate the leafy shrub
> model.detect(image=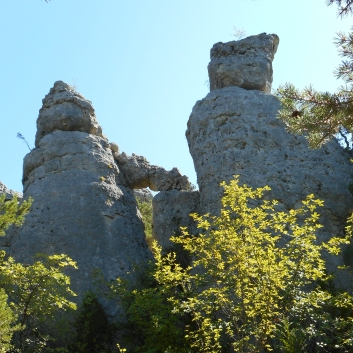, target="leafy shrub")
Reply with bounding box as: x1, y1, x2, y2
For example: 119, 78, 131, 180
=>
0, 288, 18, 353
0, 187, 76, 352
115, 176, 353, 353
0, 252, 77, 353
